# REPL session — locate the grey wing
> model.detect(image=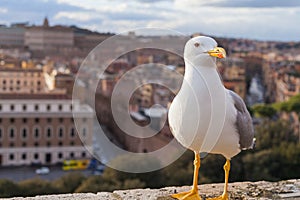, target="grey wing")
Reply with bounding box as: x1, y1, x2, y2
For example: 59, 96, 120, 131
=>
228, 90, 255, 150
